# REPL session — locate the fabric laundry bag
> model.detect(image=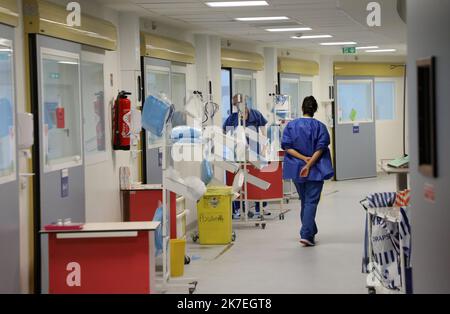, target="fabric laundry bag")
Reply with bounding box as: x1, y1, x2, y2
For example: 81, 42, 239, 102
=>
370, 217, 401, 289
142, 95, 172, 137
